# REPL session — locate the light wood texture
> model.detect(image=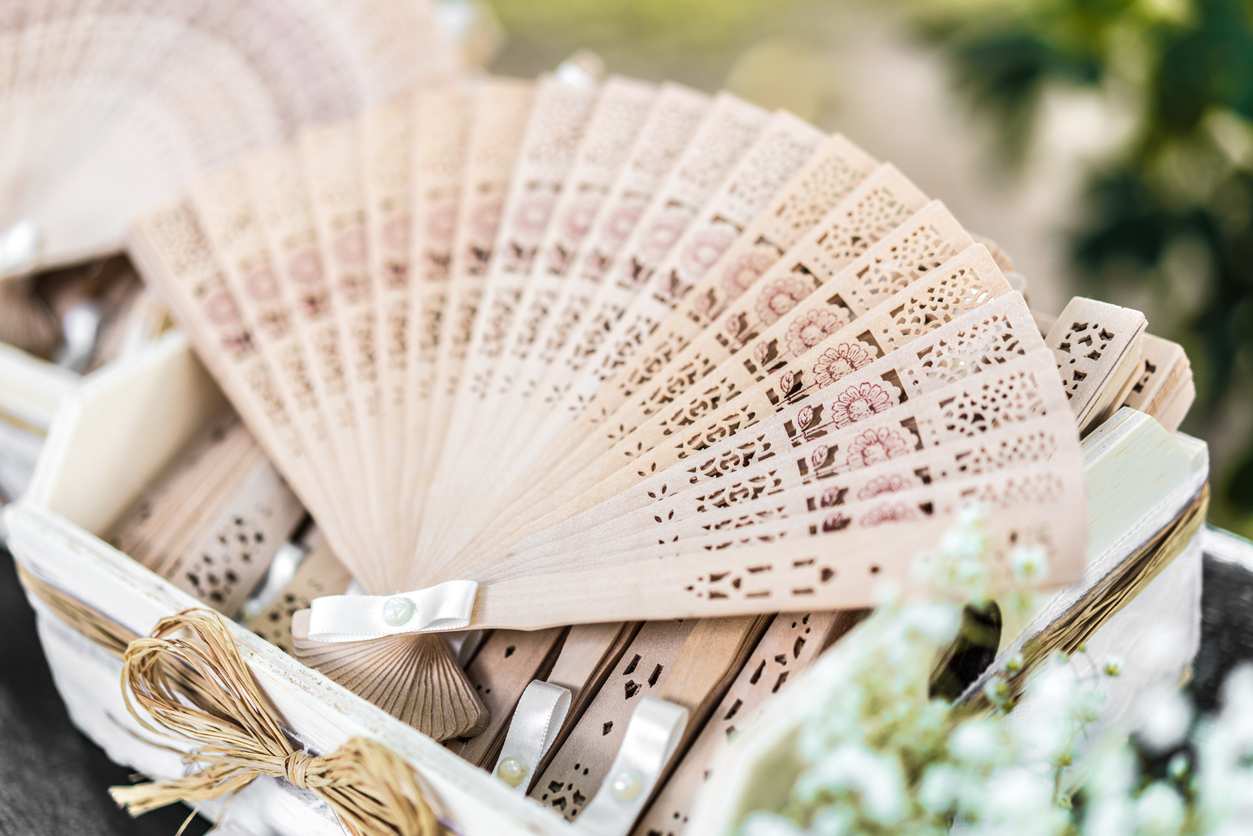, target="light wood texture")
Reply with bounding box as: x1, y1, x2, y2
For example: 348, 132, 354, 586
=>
634, 610, 865, 836
1044, 298, 1147, 435
108, 411, 306, 618
1123, 333, 1194, 433
292, 612, 489, 742
450, 627, 568, 767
